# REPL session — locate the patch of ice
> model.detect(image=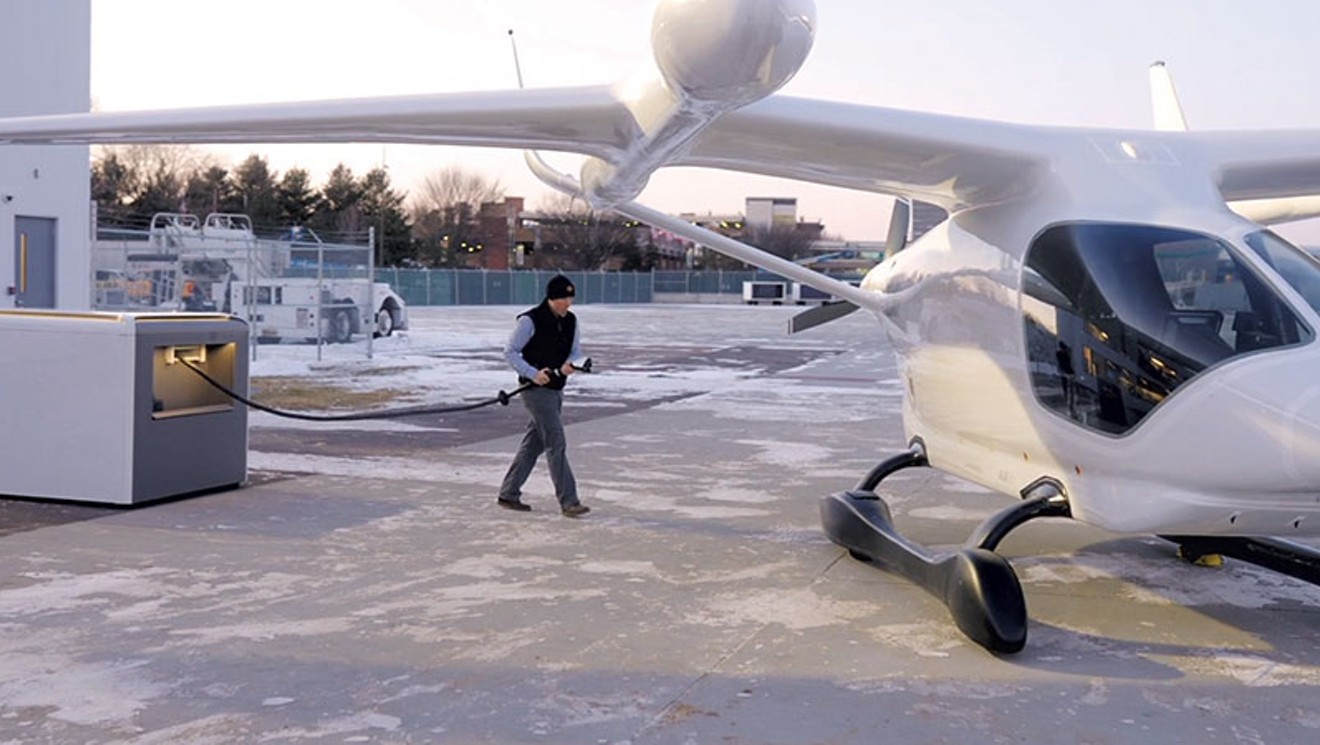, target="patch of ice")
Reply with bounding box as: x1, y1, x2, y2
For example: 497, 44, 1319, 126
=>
169, 616, 355, 644
0, 654, 171, 726
258, 710, 402, 742
690, 587, 878, 631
